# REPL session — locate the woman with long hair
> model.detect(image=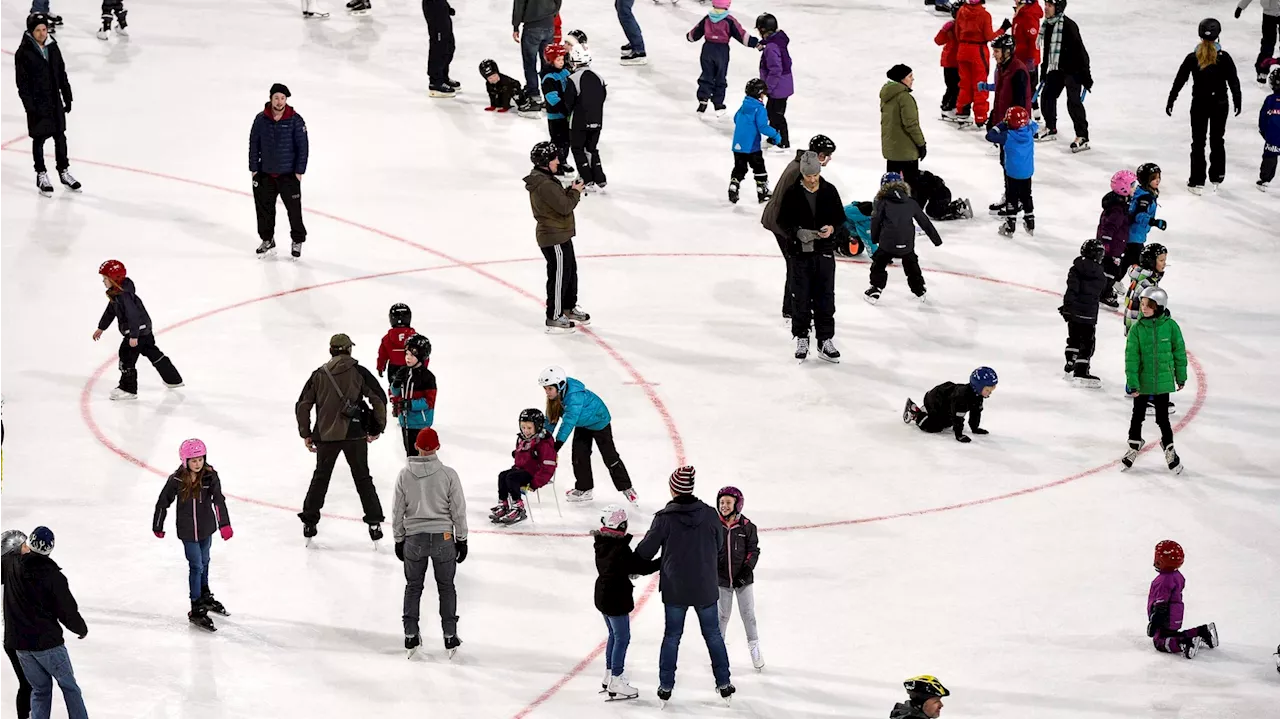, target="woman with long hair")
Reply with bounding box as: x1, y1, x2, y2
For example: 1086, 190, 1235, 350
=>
1167, 18, 1243, 194
537, 366, 636, 506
